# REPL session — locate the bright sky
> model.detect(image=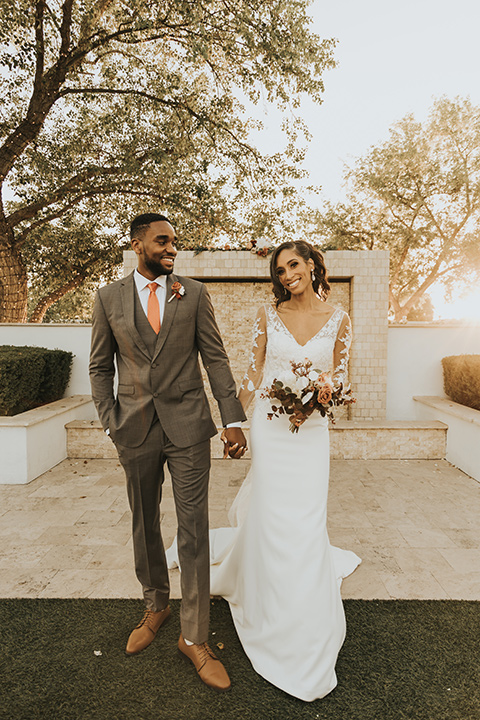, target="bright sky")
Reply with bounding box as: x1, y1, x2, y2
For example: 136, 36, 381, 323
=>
252, 0, 480, 203
249, 0, 480, 320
